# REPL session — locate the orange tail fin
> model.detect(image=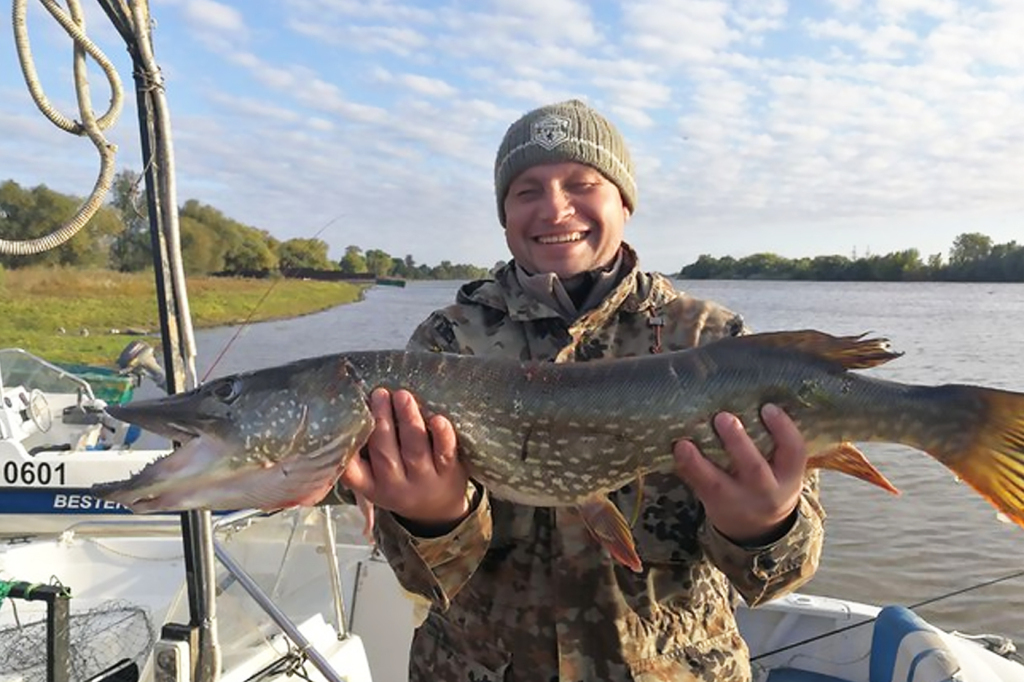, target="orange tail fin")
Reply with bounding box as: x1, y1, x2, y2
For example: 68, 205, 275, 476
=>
937, 387, 1024, 528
